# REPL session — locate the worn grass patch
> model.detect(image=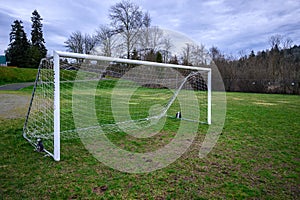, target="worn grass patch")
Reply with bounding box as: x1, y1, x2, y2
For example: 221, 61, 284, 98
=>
0, 91, 299, 199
